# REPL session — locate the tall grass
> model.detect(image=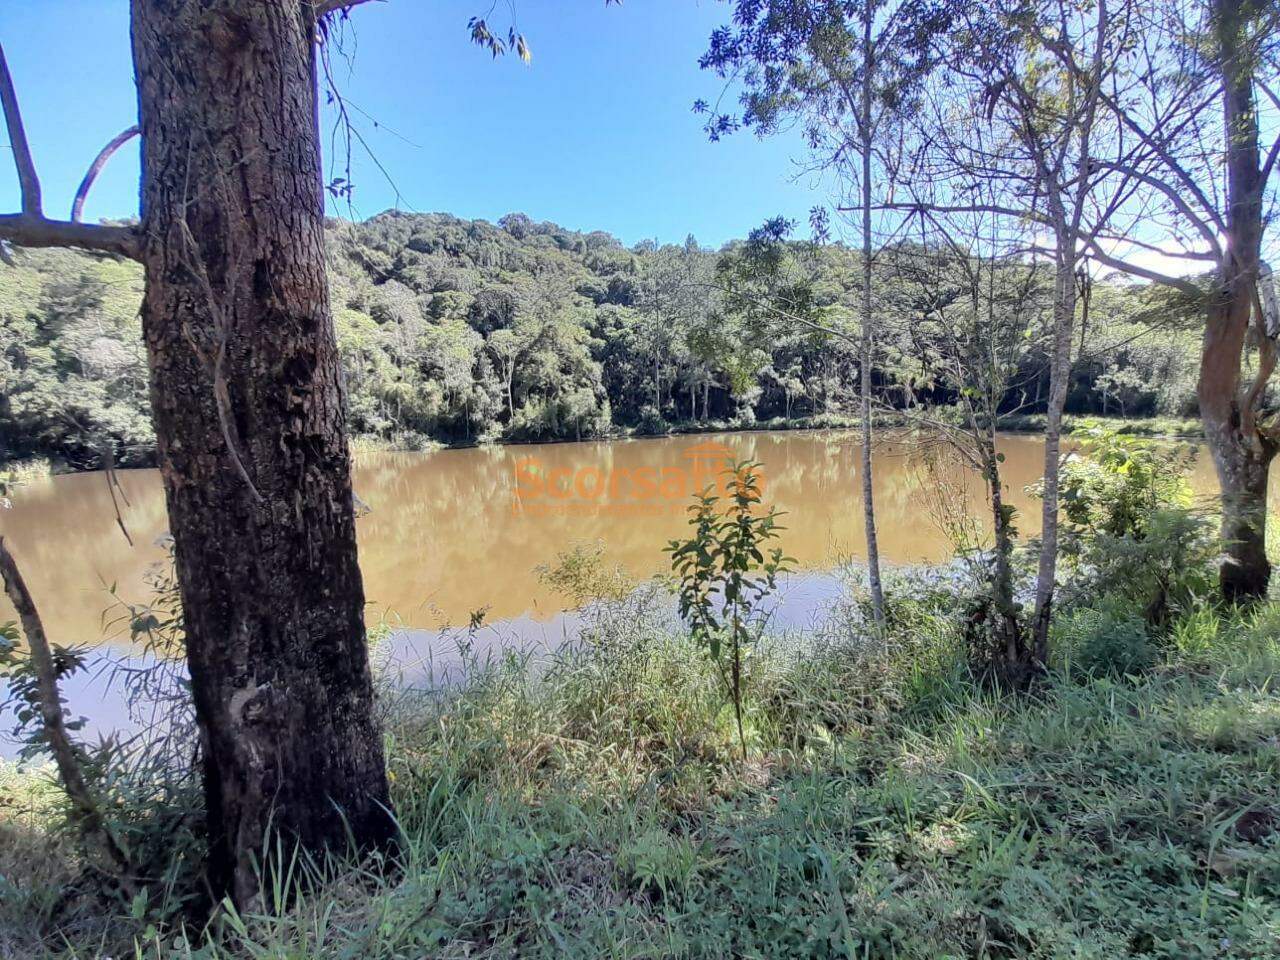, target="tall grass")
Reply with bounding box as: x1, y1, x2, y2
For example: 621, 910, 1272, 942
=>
7, 576, 1280, 958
